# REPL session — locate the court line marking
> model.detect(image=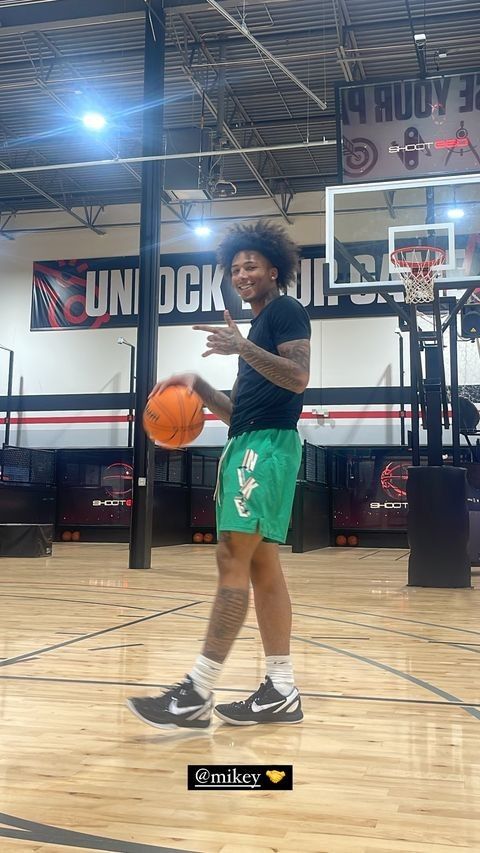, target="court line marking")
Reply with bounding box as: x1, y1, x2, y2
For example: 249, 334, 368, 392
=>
176, 613, 480, 721
296, 602, 480, 637
3, 587, 479, 687
0, 601, 204, 669
292, 609, 480, 654
290, 634, 480, 721
5, 580, 479, 643
0, 673, 479, 708
89, 643, 144, 651
0, 581, 213, 603
0, 811, 193, 853
310, 636, 369, 640
0, 593, 155, 612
